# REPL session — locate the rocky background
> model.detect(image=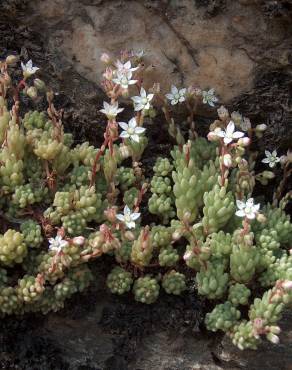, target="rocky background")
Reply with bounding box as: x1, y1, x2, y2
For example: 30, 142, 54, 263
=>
0, 0, 292, 369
